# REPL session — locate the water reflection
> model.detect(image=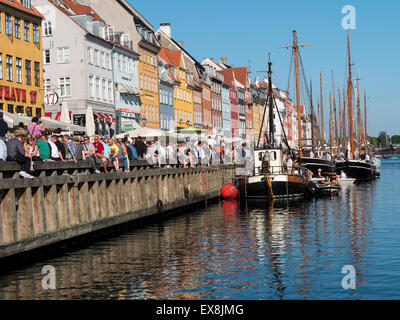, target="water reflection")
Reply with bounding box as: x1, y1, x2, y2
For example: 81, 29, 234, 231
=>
0, 166, 397, 299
